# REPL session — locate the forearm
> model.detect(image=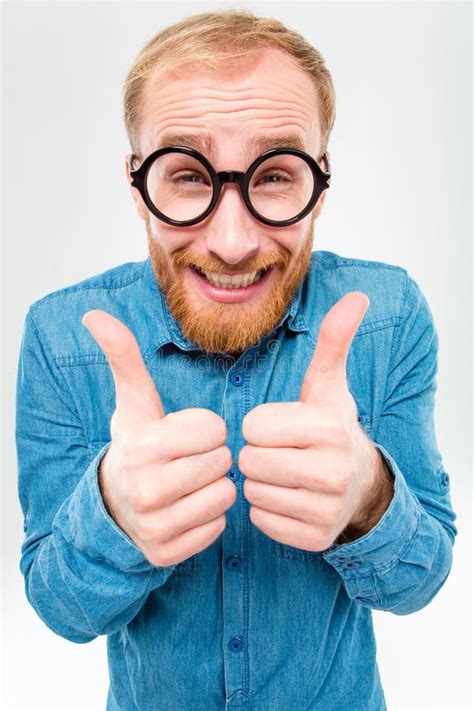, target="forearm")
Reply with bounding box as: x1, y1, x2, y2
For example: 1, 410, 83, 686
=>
21, 448, 173, 642
323, 443, 455, 615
